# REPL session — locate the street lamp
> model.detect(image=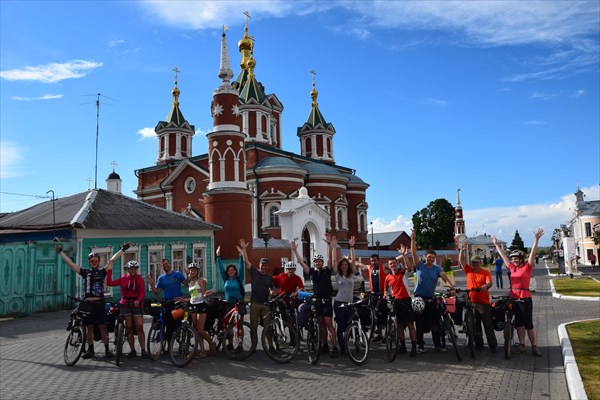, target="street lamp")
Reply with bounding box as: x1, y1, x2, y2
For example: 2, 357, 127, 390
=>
260, 230, 271, 259
370, 221, 374, 249
375, 240, 380, 256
